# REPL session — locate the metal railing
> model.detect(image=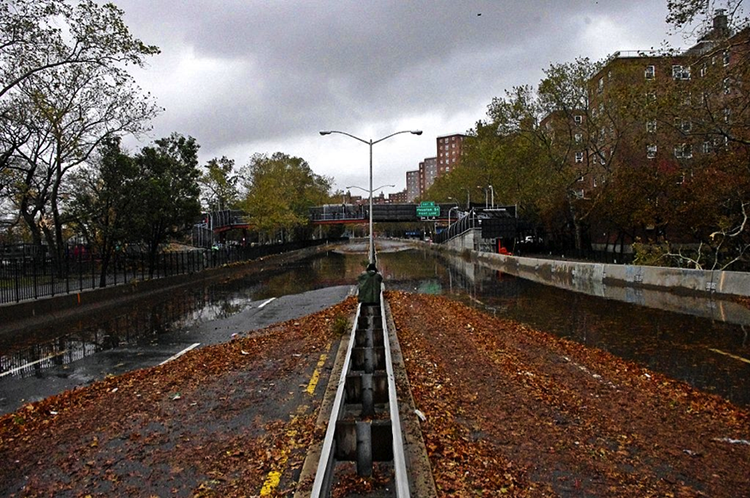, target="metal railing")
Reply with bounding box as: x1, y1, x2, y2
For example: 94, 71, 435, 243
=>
311, 290, 409, 497
0, 239, 334, 305
433, 212, 479, 244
